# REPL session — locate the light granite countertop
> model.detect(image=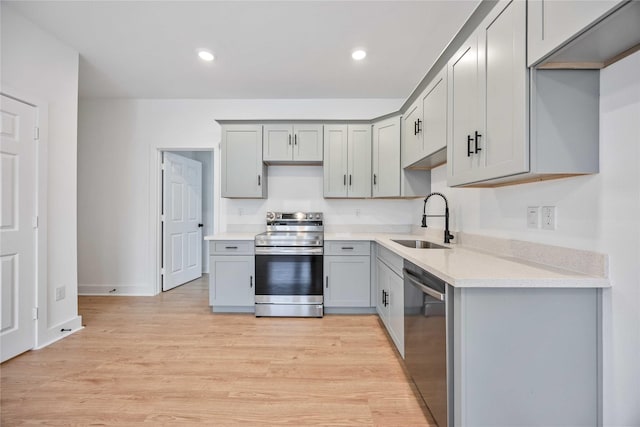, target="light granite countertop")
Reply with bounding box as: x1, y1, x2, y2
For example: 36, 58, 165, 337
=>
205, 232, 610, 289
